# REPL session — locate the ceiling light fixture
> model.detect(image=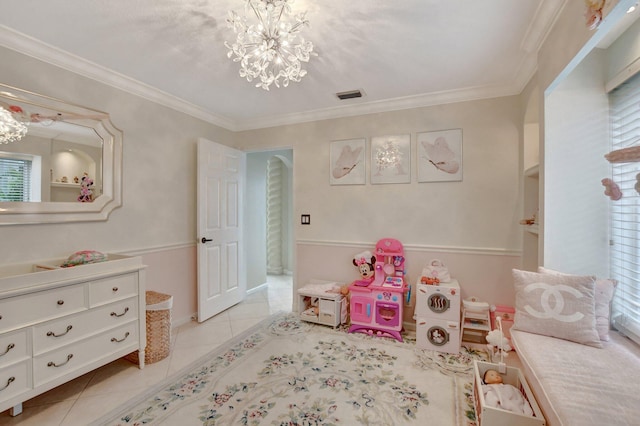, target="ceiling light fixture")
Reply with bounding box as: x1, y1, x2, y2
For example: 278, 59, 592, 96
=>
0, 106, 27, 144
225, 0, 316, 90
